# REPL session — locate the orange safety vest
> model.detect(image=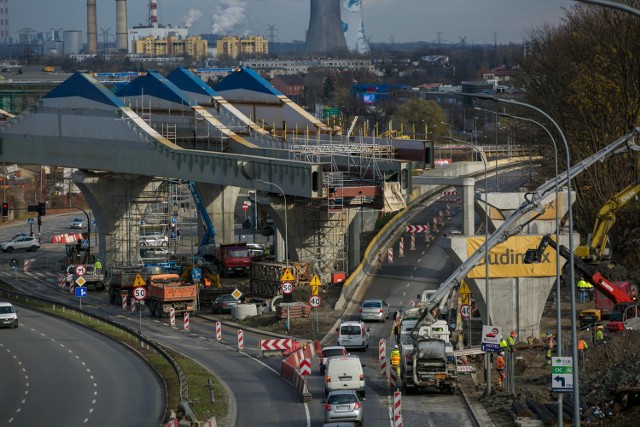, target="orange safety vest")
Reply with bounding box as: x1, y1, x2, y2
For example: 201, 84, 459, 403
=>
390, 350, 401, 366
578, 339, 588, 350
496, 356, 505, 370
